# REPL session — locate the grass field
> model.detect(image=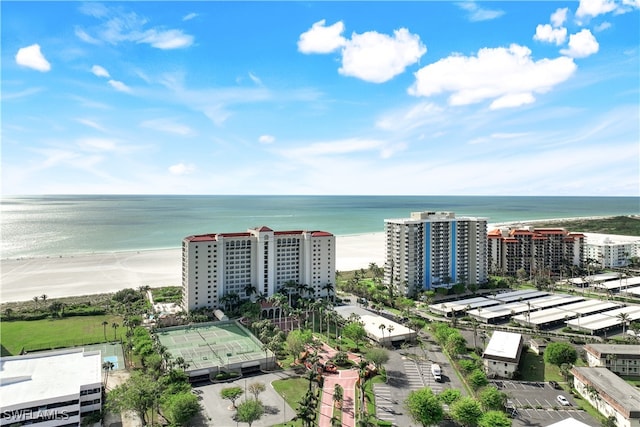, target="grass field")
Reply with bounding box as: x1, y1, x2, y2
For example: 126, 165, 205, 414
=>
271, 377, 310, 427
0, 314, 123, 356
